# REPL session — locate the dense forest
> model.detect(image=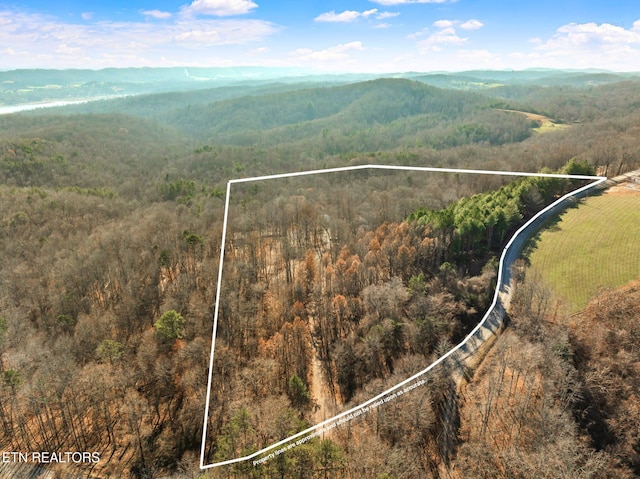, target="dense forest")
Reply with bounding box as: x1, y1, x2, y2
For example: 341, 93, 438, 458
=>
0, 70, 639, 478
